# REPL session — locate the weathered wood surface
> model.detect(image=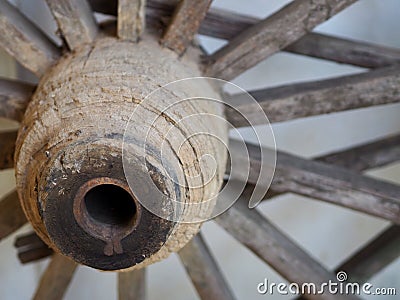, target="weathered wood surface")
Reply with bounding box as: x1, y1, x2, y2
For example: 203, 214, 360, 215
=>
0, 78, 35, 122
229, 140, 400, 223
118, 269, 146, 300
15, 36, 227, 270
231, 132, 400, 205
337, 224, 400, 283
287, 32, 400, 69
15, 232, 53, 264
0, 1, 60, 77
0, 190, 27, 242
45, 0, 98, 50
226, 66, 400, 126
205, 0, 357, 80
316, 134, 400, 172
118, 0, 146, 42
16, 130, 400, 263
179, 233, 235, 300
215, 200, 358, 300
0, 131, 17, 170
161, 0, 211, 54
33, 254, 77, 300
88, 0, 400, 68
